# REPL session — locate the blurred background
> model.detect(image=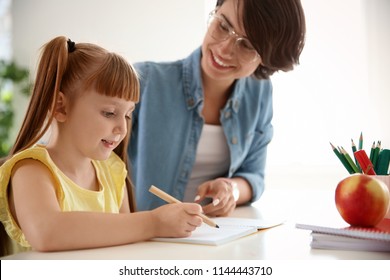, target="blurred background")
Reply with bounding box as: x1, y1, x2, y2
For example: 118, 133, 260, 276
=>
1, 0, 389, 190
